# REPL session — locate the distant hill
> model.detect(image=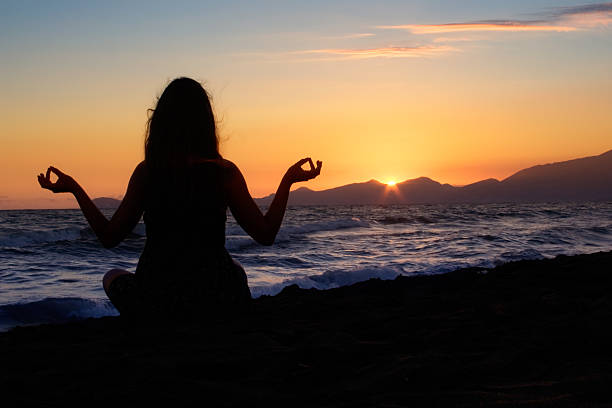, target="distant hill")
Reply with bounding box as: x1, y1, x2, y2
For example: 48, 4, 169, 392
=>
92, 197, 121, 209
256, 149, 612, 205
